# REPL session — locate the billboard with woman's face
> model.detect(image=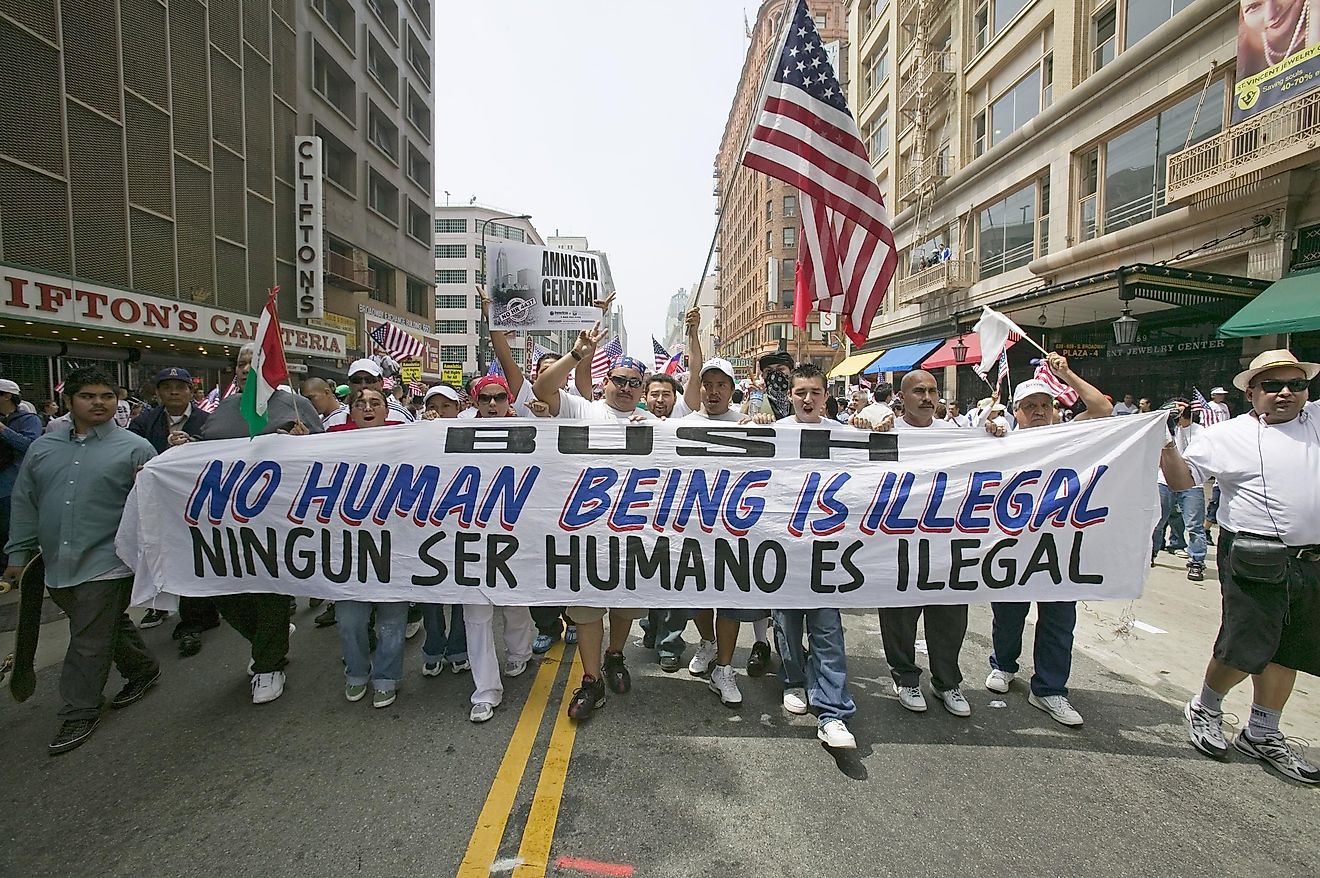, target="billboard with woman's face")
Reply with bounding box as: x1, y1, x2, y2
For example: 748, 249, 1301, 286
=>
1234, 0, 1320, 121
